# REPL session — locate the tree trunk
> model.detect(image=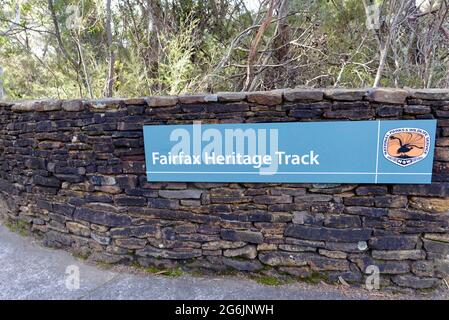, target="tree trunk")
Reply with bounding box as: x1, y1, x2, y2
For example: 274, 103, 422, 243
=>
104, 0, 115, 97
